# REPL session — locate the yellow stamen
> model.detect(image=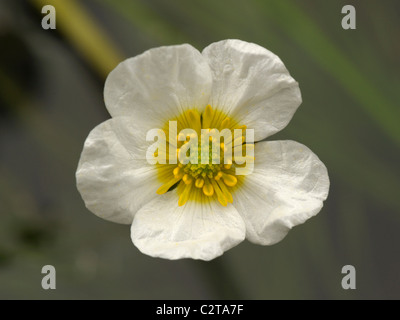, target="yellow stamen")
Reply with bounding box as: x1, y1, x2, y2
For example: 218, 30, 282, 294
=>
220, 117, 230, 130
173, 166, 184, 179
195, 178, 204, 188
157, 106, 250, 206
203, 179, 214, 196
202, 104, 213, 129
211, 179, 228, 206
187, 110, 201, 134
156, 176, 181, 195
216, 179, 233, 203
222, 173, 237, 187
224, 163, 232, 170
182, 174, 193, 185
214, 171, 223, 181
